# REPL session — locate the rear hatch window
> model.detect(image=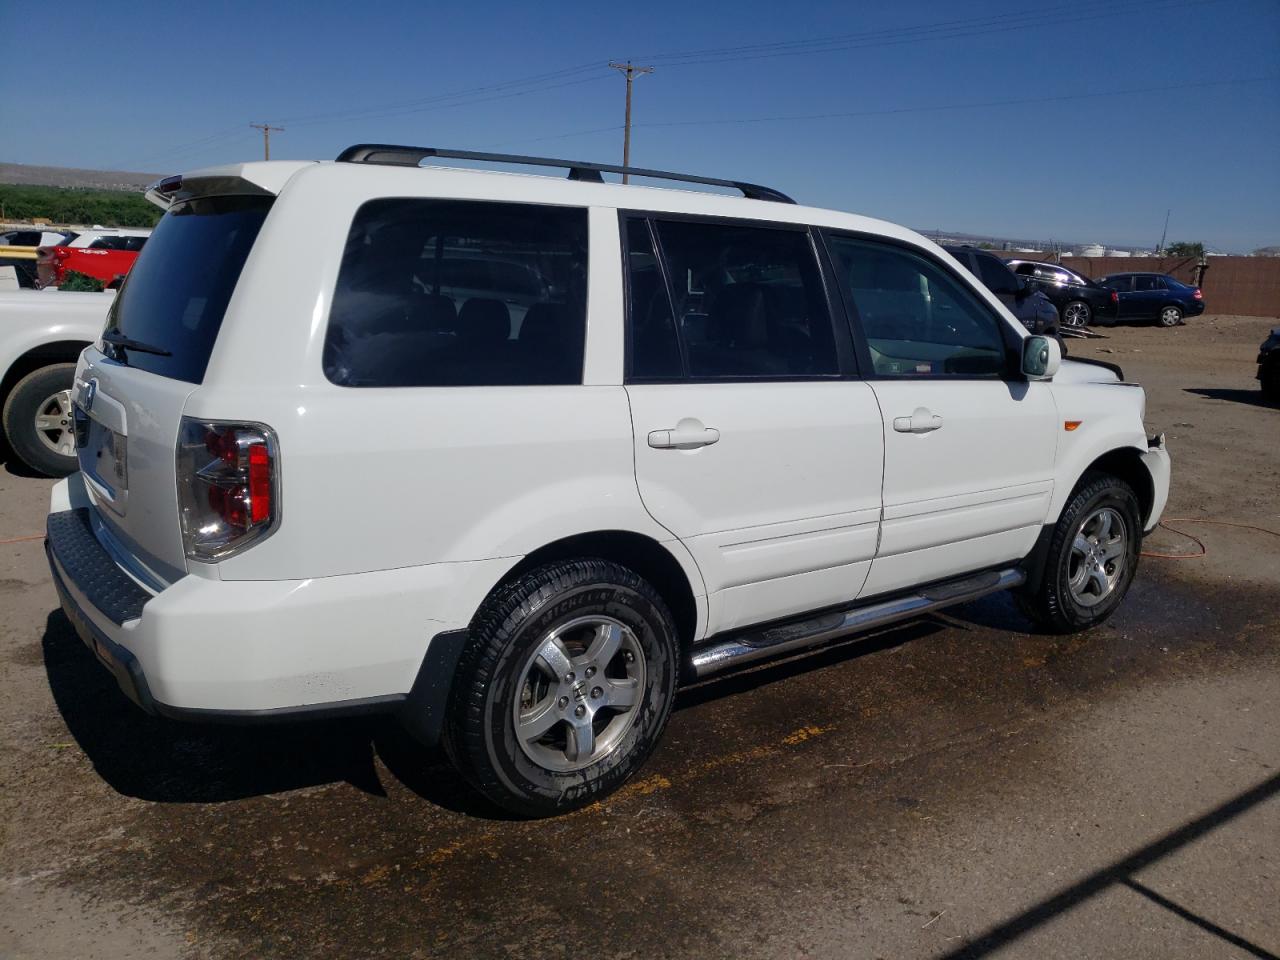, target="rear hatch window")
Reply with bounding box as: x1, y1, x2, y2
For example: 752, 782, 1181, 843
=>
103, 195, 272, 383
